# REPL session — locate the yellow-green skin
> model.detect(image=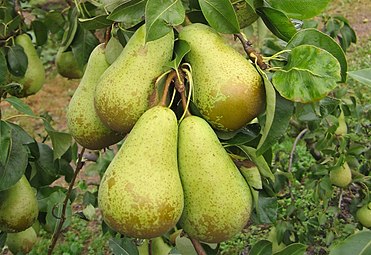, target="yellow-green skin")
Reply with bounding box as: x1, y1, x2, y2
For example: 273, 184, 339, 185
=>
6, 226, 37, 254
94, 25, 174, 133
56, 50, 84, 79
335, 110, 347, 136
329, 162, 352, 188
0, 176, 39, 233
356, 202, 371, 228
67, 44, 124, 150
98, 106, 184, 238
11, 34, 45, 97
178, 116, 252, 243
179, 23, 265, 131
